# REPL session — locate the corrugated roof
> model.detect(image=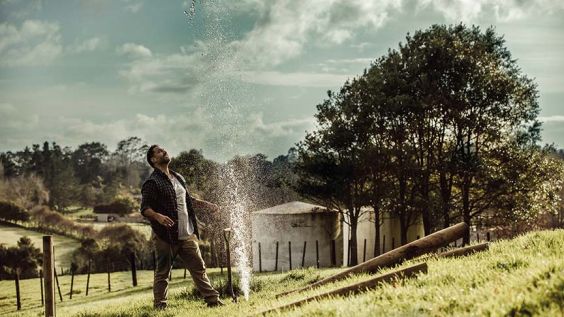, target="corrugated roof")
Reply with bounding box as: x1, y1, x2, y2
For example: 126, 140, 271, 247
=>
253, 201, 333, 215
